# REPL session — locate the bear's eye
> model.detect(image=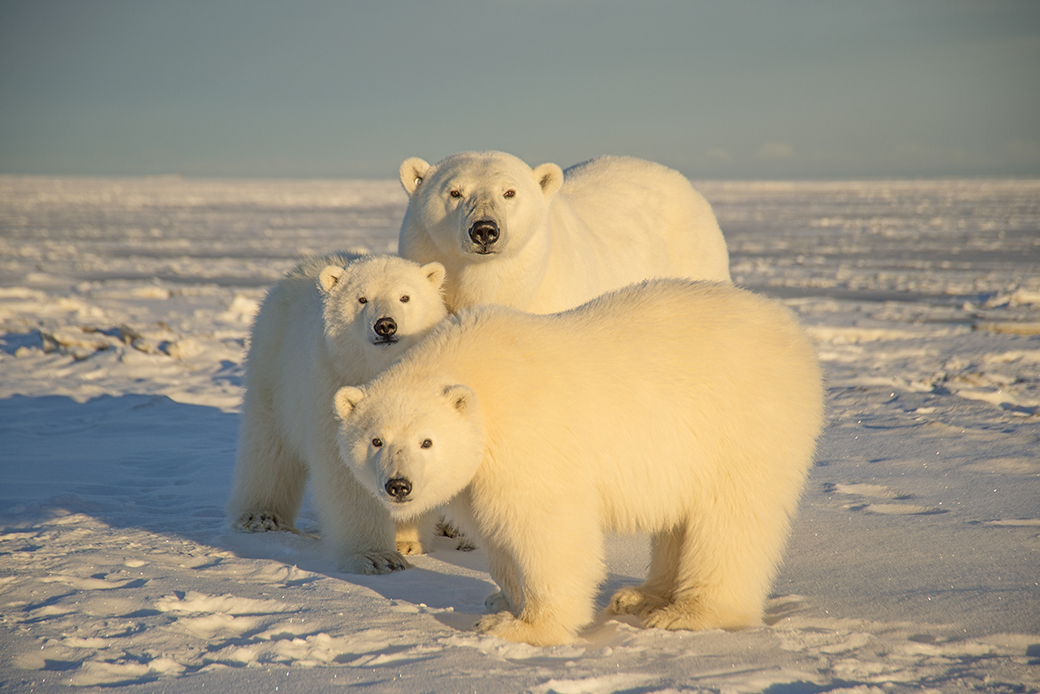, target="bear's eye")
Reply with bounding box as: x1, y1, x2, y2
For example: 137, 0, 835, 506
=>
449, 189, 461, 198
358, 297, 367, 304
400, 295, 410, 303
371, 437, 382, 448
421, 438, 433, 449
503, 189, 516, 199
